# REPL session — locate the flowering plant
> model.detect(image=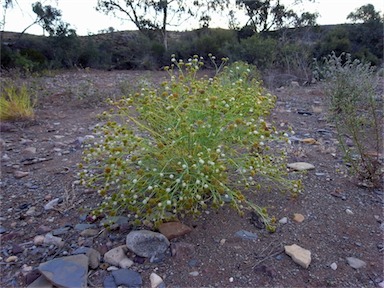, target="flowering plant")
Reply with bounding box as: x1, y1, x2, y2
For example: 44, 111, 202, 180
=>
79, 55, 301, 231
